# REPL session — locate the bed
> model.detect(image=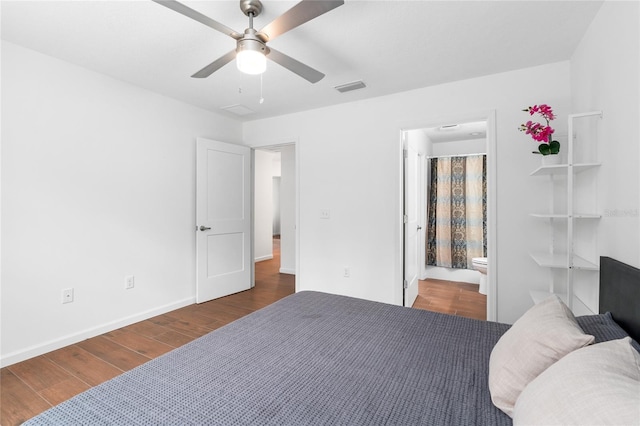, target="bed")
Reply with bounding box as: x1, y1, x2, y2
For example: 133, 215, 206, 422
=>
25, 257, 640, 425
